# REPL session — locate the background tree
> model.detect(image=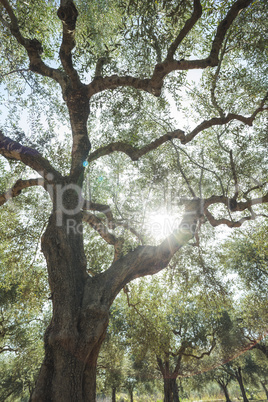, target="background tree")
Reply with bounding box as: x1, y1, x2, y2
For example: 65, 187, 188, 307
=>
189, 369, 234, 402
219, 221, 268, 357
97, 332, 125, 401
101, 298, 162, 400
117, 269, 246, 402
210, 369, 234, 402
222, 356, 253, 402
0, 0, 267, 401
